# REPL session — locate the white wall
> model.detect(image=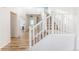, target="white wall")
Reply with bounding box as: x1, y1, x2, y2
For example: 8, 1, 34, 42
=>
74, 14, 78, 50
0, 8, 10, 48
31, 34, 75, 51
73, 8, 79, 50
68, 8, 79, 50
